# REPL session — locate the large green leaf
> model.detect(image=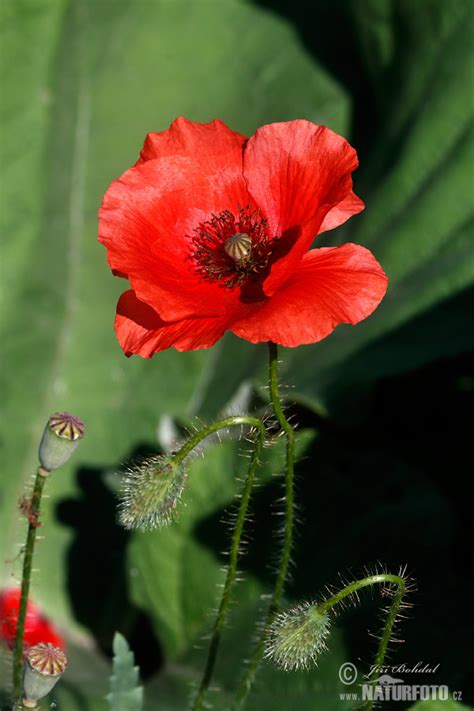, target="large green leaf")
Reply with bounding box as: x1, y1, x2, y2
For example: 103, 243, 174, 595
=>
278, 0, 474, 406
408, 702, 470, 711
